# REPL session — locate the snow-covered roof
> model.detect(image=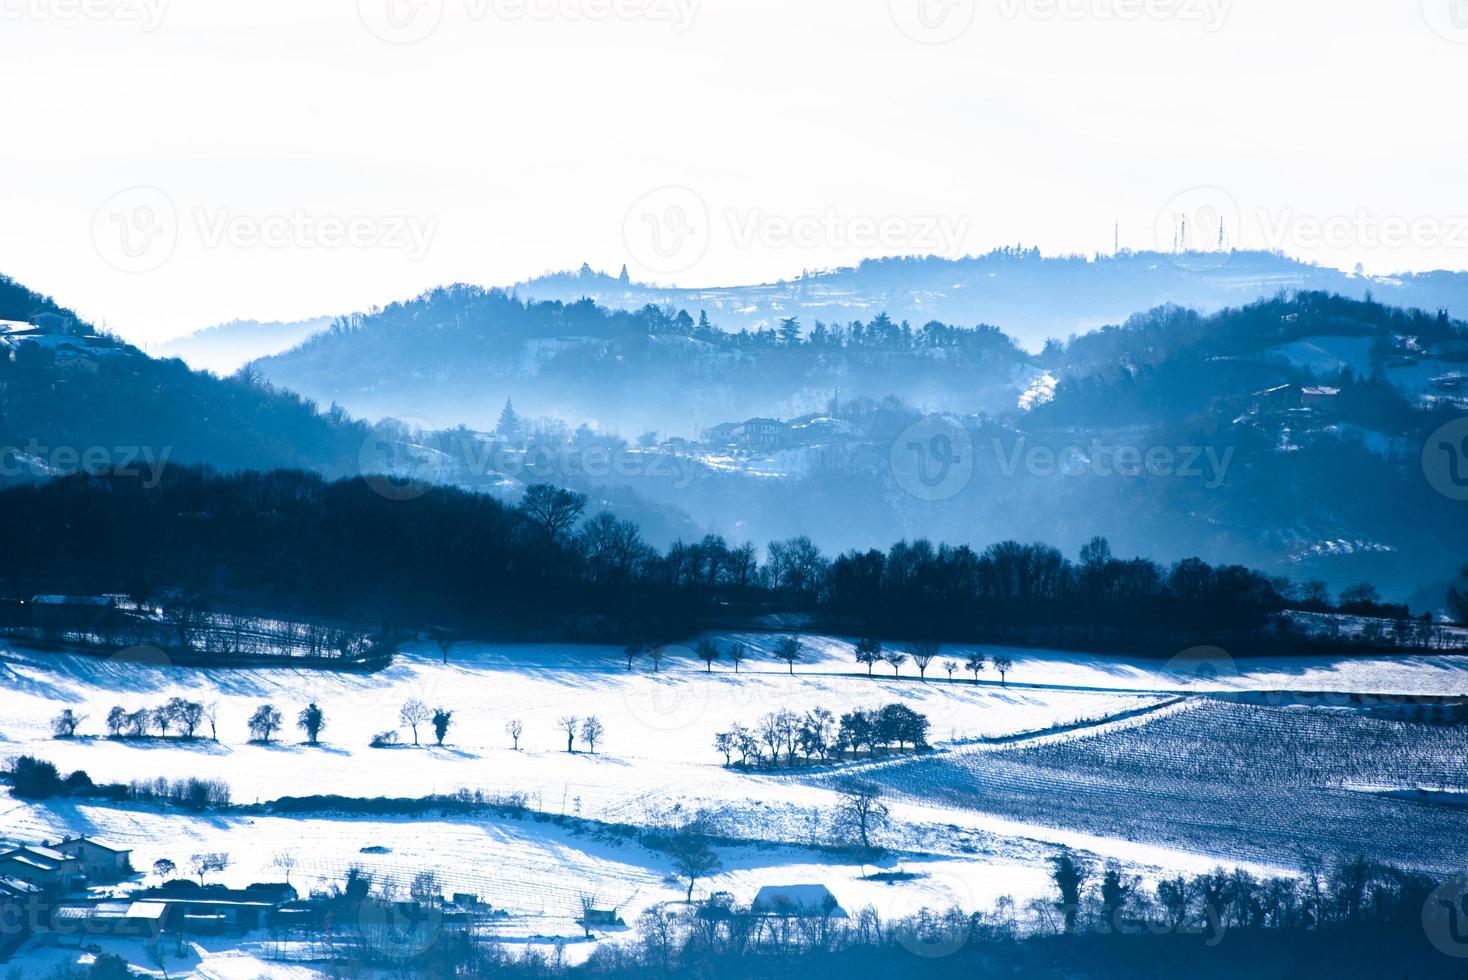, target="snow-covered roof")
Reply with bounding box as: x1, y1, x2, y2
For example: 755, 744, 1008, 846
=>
126, 901, 168, 920
59, 835, 131, 855
0, 853, 61, 872
751, 884, 846, 917
1301, 386, 1341, 397
0, 876, 40, 897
